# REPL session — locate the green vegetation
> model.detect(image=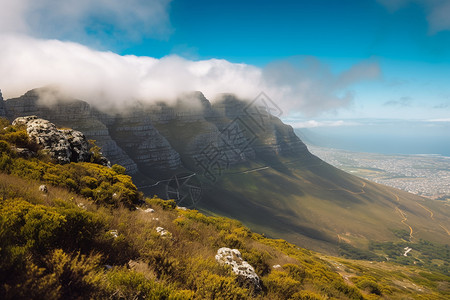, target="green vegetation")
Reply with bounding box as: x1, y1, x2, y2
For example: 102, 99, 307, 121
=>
369, 238, 449, 275
0, 119, 140, 207
0, 117, 449, 299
